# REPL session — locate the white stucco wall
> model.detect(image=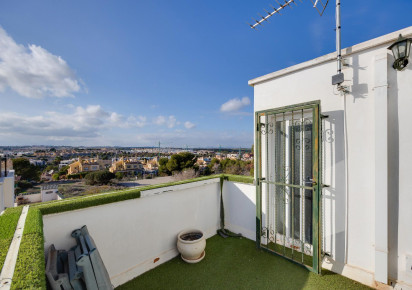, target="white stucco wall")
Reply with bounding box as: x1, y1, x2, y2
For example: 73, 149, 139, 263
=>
223, 181, 256, 241
43, 179, 222, 287
24, 193, 42, 203
41, 189, 58, 202
250, 27, 412, 287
